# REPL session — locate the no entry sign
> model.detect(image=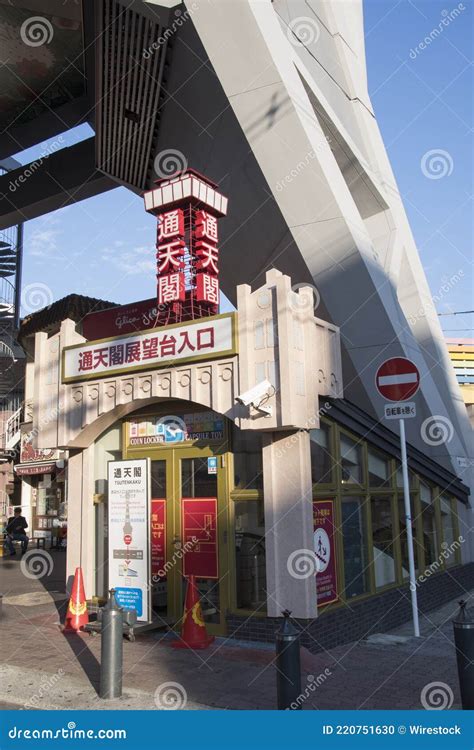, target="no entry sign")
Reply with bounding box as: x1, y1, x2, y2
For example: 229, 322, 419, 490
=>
375, 357, 420, 402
